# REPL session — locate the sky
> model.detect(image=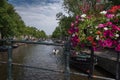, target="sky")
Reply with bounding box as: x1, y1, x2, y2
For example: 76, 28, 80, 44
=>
8, 0, 67, 35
